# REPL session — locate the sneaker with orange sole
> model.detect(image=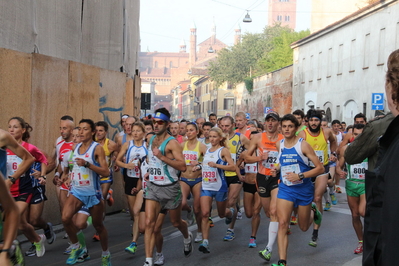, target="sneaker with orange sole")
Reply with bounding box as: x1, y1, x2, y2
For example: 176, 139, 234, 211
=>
208, 217, 214, 228
335, 187, 342, 193
92, 232, 100, 242
107, 189, 114, 206
290, 216, 297, 225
